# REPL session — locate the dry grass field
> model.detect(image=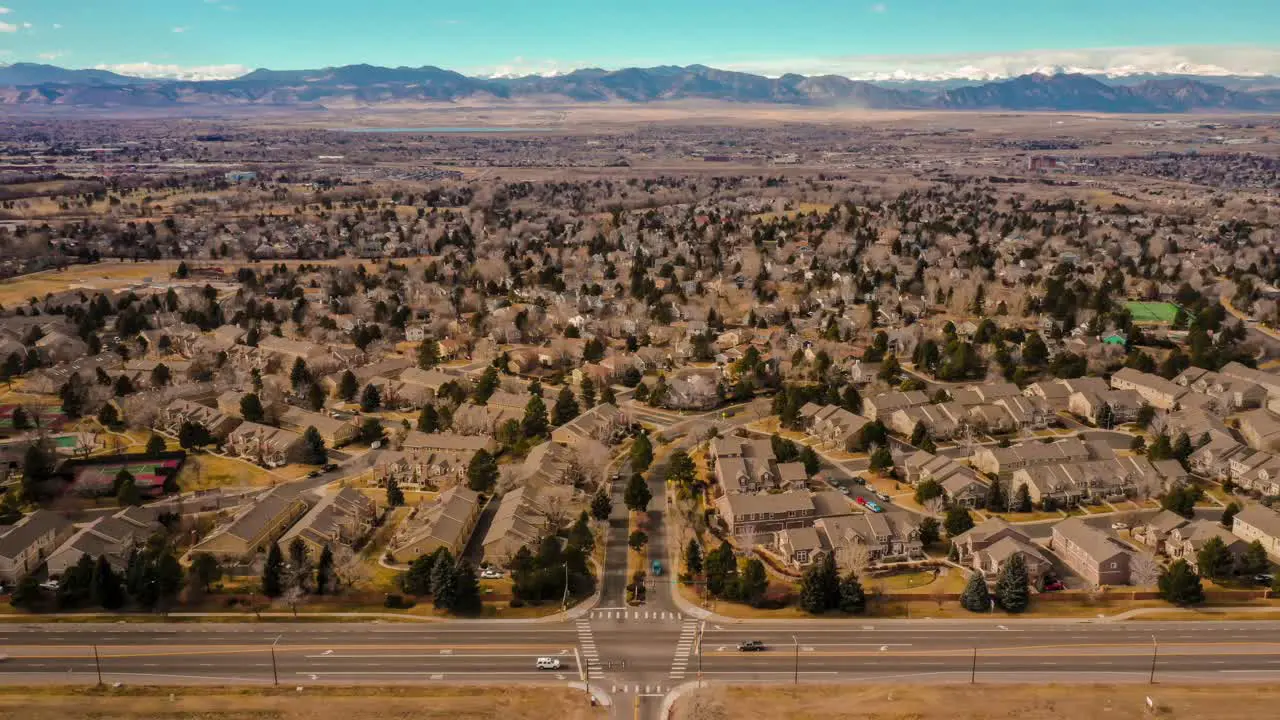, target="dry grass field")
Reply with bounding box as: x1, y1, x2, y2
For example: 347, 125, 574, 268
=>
673, 683, 1280, 720
0, 686, 603, 720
